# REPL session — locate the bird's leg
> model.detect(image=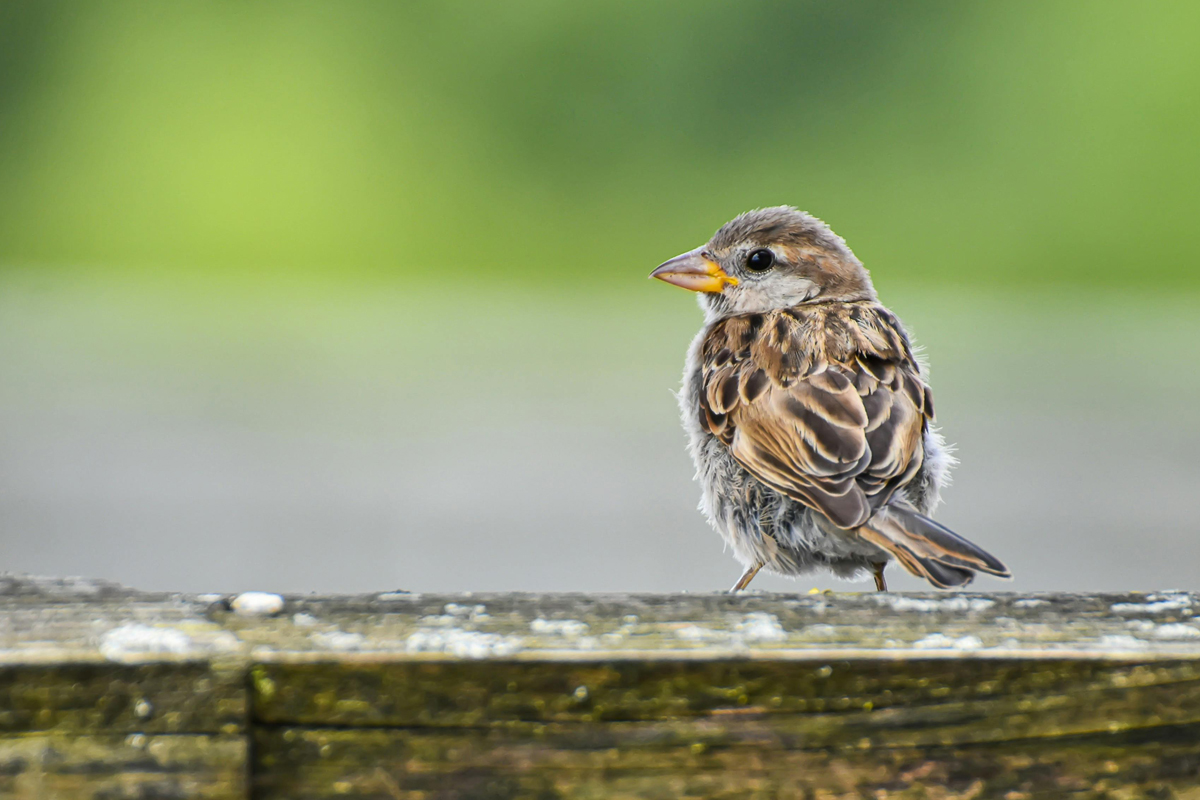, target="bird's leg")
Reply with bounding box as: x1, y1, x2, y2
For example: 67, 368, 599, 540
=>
730, 563, 764, 593
872, 563, 888, 592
